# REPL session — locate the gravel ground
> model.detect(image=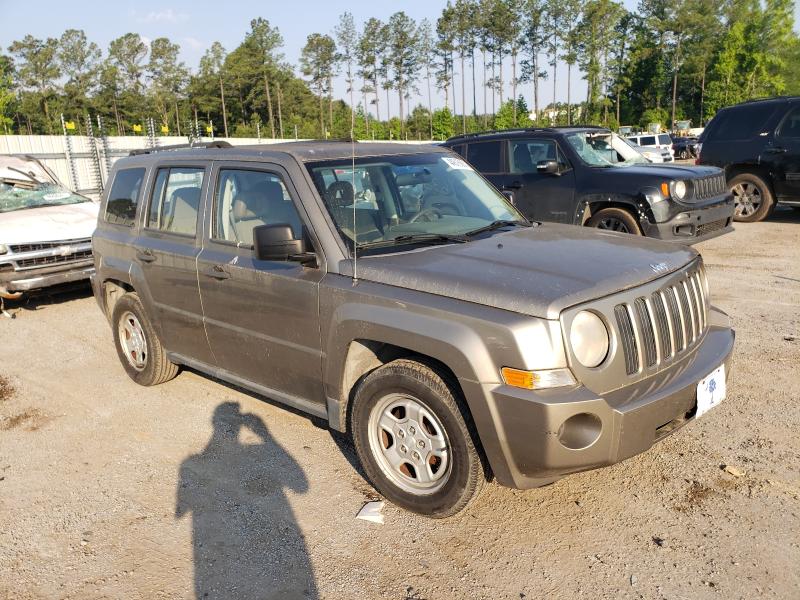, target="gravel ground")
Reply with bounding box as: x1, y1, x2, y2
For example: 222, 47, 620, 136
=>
1, 209, 798, 600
